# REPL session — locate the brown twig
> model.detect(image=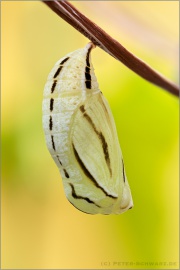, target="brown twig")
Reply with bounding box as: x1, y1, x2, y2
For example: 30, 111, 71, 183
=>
42, 1, 179, 97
